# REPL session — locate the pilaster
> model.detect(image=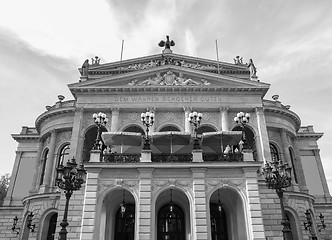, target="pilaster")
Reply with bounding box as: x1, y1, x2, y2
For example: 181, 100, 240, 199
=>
183, 107, 192, 133
280, 129, 291, 164
111, 107, 119, 132
293, 139, 308, 192
313, 149, 331, 197
138, 168, 154, 240
4, 151, 23, 206
30, 139, 43, 193
244, 169, 266, 240
80, 170, 100, 240
191, 168, 208, 240
254, 107, 270, 163
219, 107, 229, 131
70, 107, 84, 162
